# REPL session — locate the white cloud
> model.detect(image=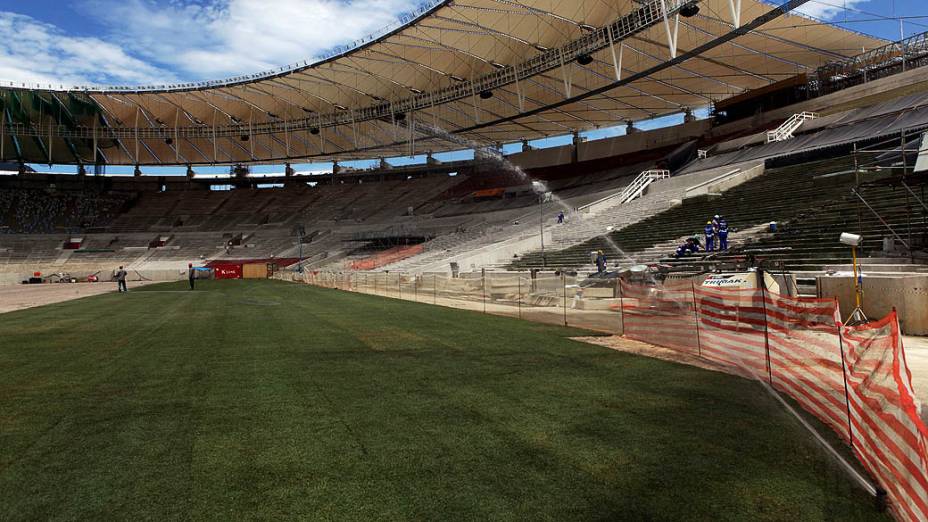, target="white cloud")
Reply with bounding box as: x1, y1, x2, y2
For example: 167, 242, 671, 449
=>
792, 0, 872, 21
82, 0, 425, 80
0, 0, 424, 87
0, 11, 175, 87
